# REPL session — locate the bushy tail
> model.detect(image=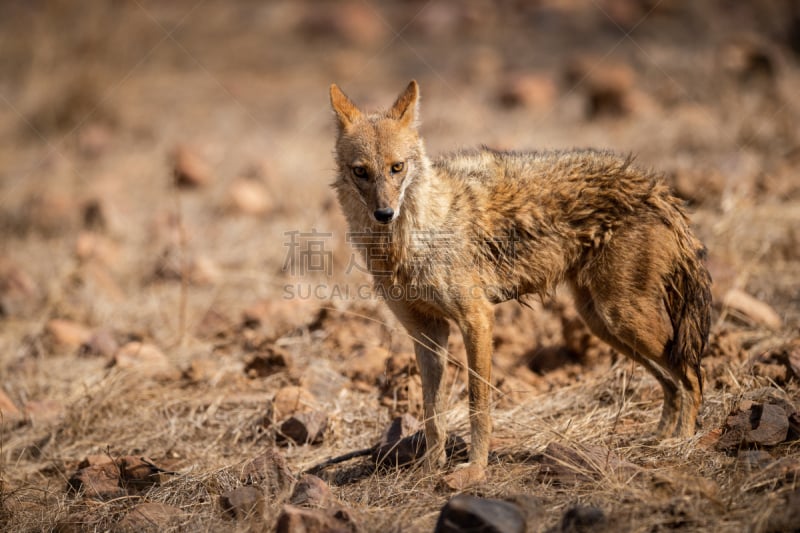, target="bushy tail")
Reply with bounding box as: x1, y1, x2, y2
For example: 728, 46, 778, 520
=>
665, 243, 712, 391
